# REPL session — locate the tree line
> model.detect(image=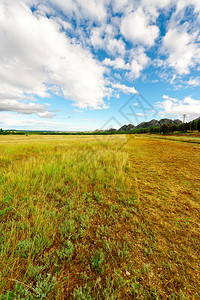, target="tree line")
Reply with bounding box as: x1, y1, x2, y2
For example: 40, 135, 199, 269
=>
127, 119, 200, 134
